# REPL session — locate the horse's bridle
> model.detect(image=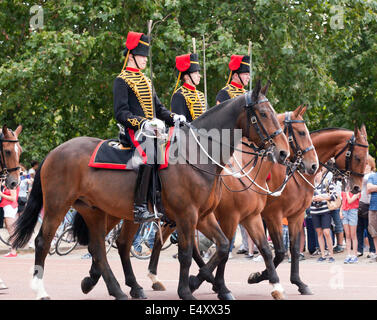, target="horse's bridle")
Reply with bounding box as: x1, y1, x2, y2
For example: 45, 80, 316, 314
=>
283, 111, 314, 164
320, 134, 368, 179
244, 91, 283, 152
0, 132, 20, 180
